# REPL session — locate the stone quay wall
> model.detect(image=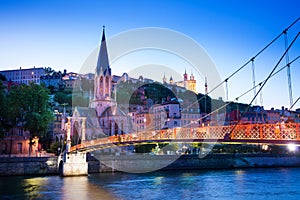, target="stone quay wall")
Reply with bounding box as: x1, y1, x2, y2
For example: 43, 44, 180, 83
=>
88, 153, 300, 173
0, 157, 58, 176
1, 154, 300, 176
